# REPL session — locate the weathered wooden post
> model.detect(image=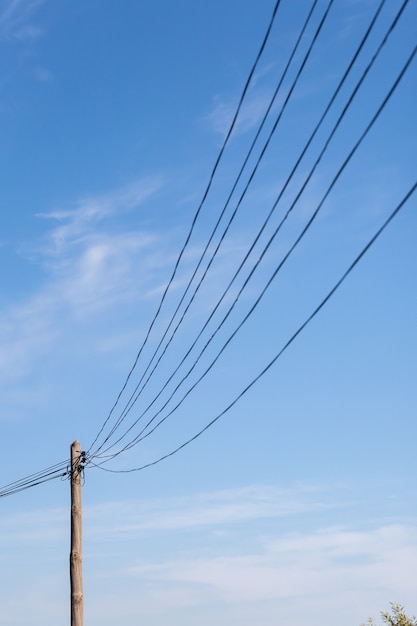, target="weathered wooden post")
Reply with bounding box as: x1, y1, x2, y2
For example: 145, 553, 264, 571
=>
70, 440, 83, 626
